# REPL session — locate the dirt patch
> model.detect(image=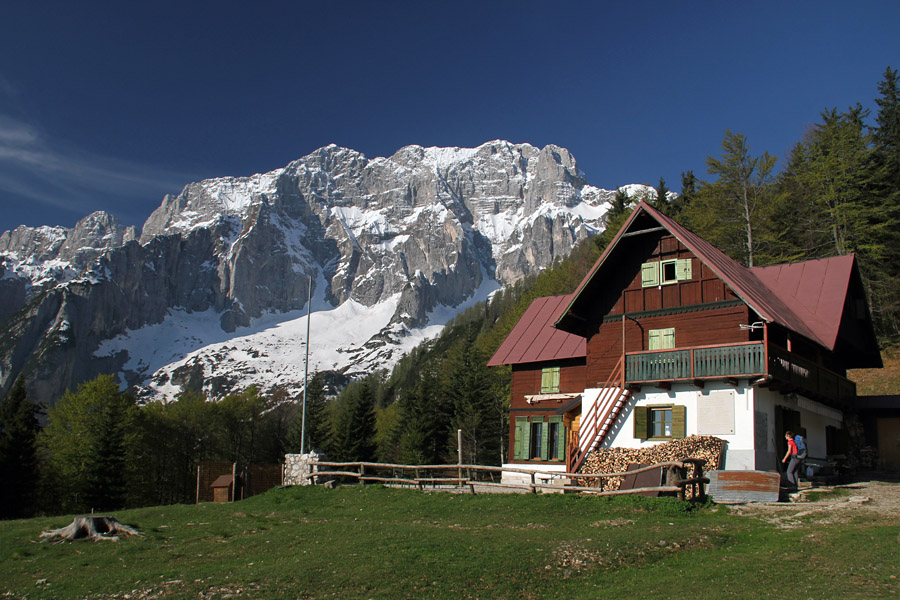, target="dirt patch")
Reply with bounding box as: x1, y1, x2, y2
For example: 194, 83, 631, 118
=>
726, 480, 900, 528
